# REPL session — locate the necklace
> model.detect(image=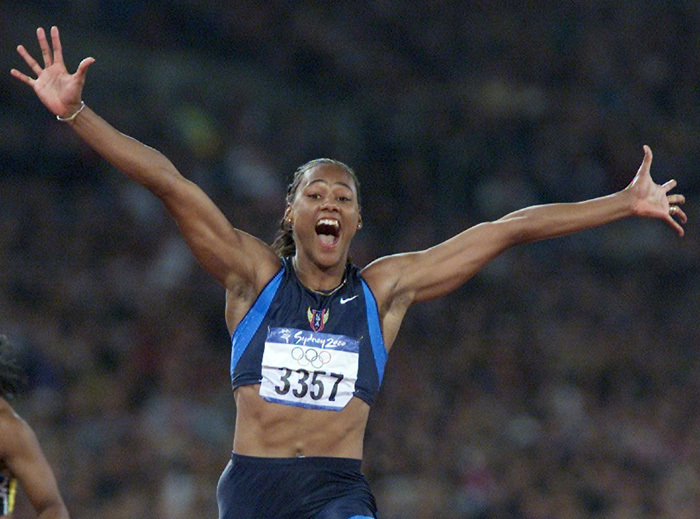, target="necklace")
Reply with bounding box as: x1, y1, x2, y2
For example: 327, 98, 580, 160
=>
292, 258, 347, 297
307, 278, 347, 296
